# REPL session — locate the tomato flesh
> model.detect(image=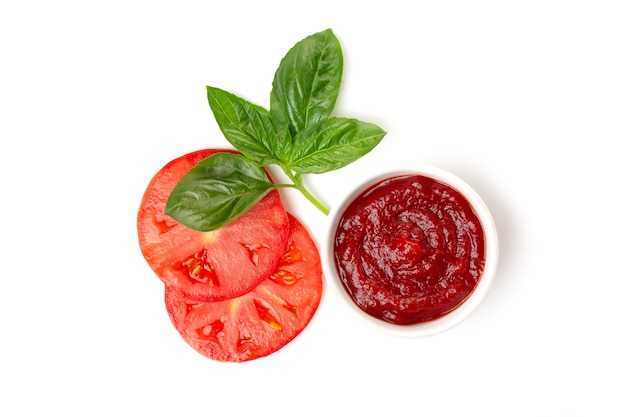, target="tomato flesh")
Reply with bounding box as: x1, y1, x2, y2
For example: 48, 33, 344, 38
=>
165, 214, 323, 362
137, 149, 290, 302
